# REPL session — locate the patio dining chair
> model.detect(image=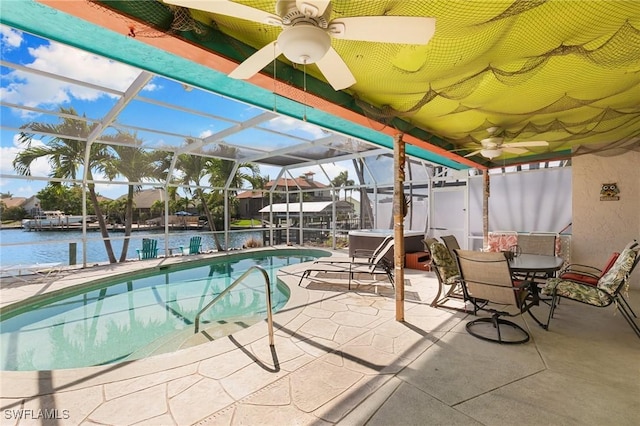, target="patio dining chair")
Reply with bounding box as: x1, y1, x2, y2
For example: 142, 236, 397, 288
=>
422, 237, 439, 252
513, 233, 559, 285
559, 240, 638, 285
516, 233, 557, 256
559, 252, 620, 285
454, 249, 538, 344
557, 240, 638, 318
426, 241, 465, 309
440, 235, 461, 260
542, 245, 640, 338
